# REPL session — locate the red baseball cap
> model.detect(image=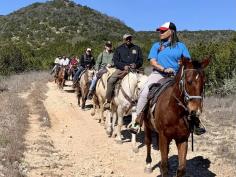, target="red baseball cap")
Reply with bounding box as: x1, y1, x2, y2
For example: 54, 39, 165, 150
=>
156, 22, 177, 31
